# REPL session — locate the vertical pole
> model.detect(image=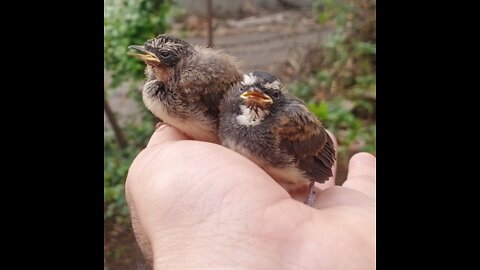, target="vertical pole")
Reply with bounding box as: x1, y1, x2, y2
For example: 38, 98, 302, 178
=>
207, 0, 213, 47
